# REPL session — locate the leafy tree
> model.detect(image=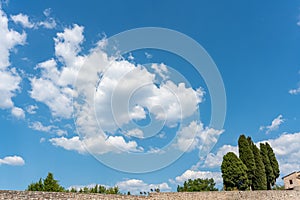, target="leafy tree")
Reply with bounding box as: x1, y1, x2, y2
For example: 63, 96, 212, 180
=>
266, 142, 280, 184
238, 135, 256, 189
221, 152, 249, 191
27, 172, 64, 192
70, 187, 77, 193
177, 178, 218, 192
251, 142, 267, 190
260, 143, 275, 190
